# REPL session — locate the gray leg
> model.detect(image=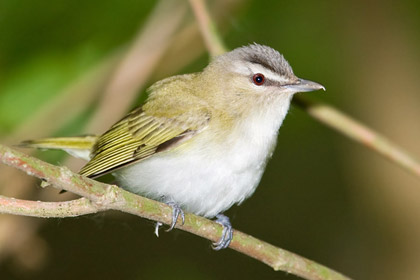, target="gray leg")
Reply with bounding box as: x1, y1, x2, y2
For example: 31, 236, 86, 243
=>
212, 214, 233, 250
165, 199, 185, 231
154, 197, 185, 237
